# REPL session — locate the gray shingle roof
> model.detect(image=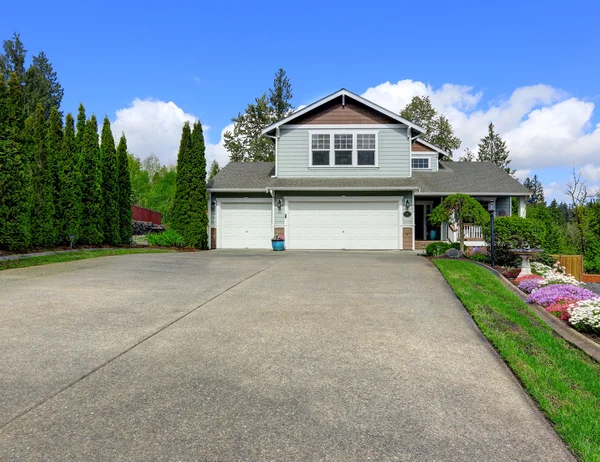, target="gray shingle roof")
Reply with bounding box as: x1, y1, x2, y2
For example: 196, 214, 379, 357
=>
207, 161, 530, 195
